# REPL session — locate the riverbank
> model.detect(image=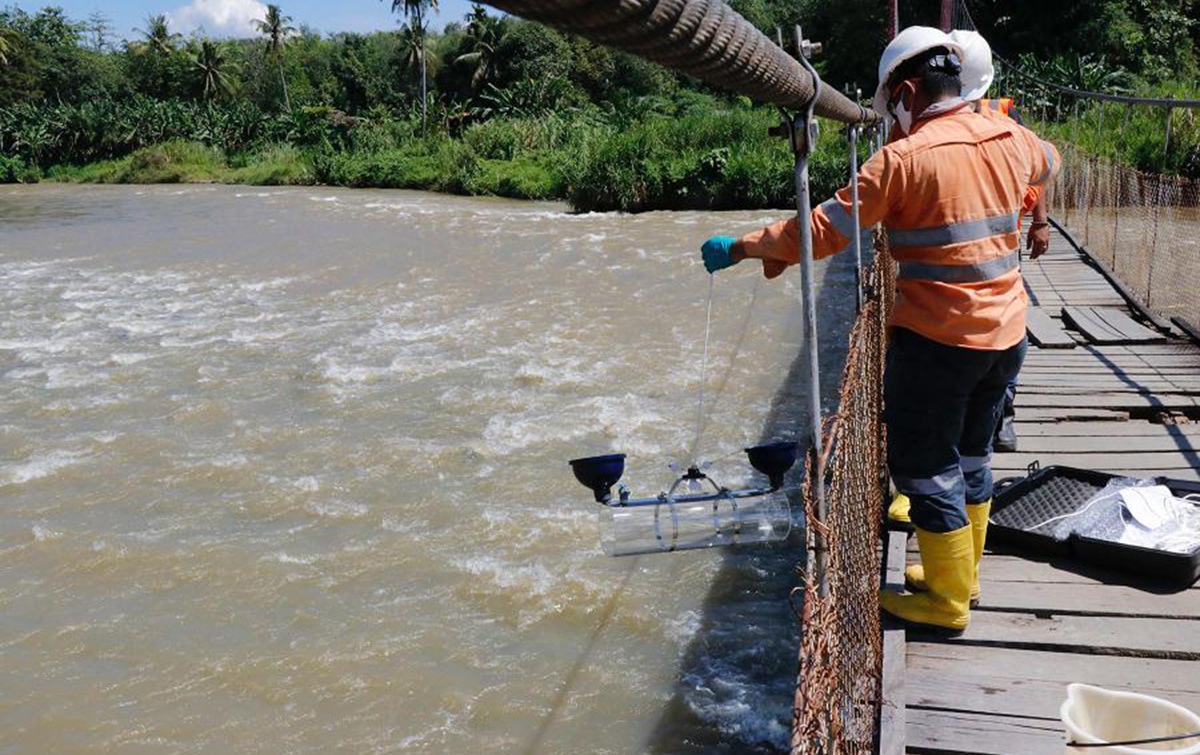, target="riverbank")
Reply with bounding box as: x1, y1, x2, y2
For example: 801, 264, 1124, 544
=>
6, 107, 857, 212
